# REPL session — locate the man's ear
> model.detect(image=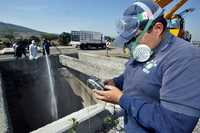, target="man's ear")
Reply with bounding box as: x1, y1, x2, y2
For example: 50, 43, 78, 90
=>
153, 22, 164, 36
